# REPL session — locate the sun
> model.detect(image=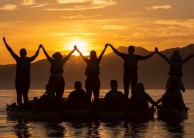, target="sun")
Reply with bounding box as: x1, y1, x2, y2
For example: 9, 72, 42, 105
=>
67, 40, 89, 56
